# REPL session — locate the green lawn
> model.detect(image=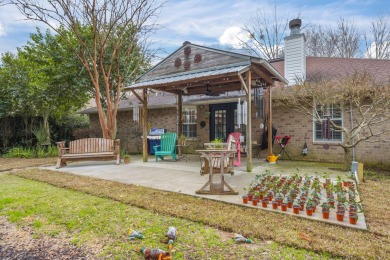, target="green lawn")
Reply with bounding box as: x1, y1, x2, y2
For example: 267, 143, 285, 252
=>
1, 157, 389, 259
0, 173, 329, 259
